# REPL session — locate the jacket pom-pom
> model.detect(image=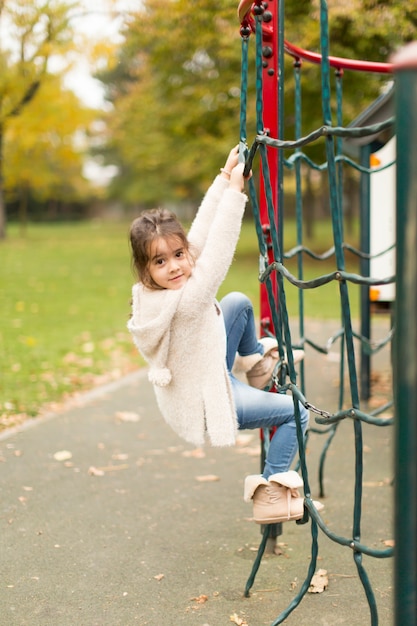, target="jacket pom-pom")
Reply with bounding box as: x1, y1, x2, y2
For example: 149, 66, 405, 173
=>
148, 367, 172, 387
